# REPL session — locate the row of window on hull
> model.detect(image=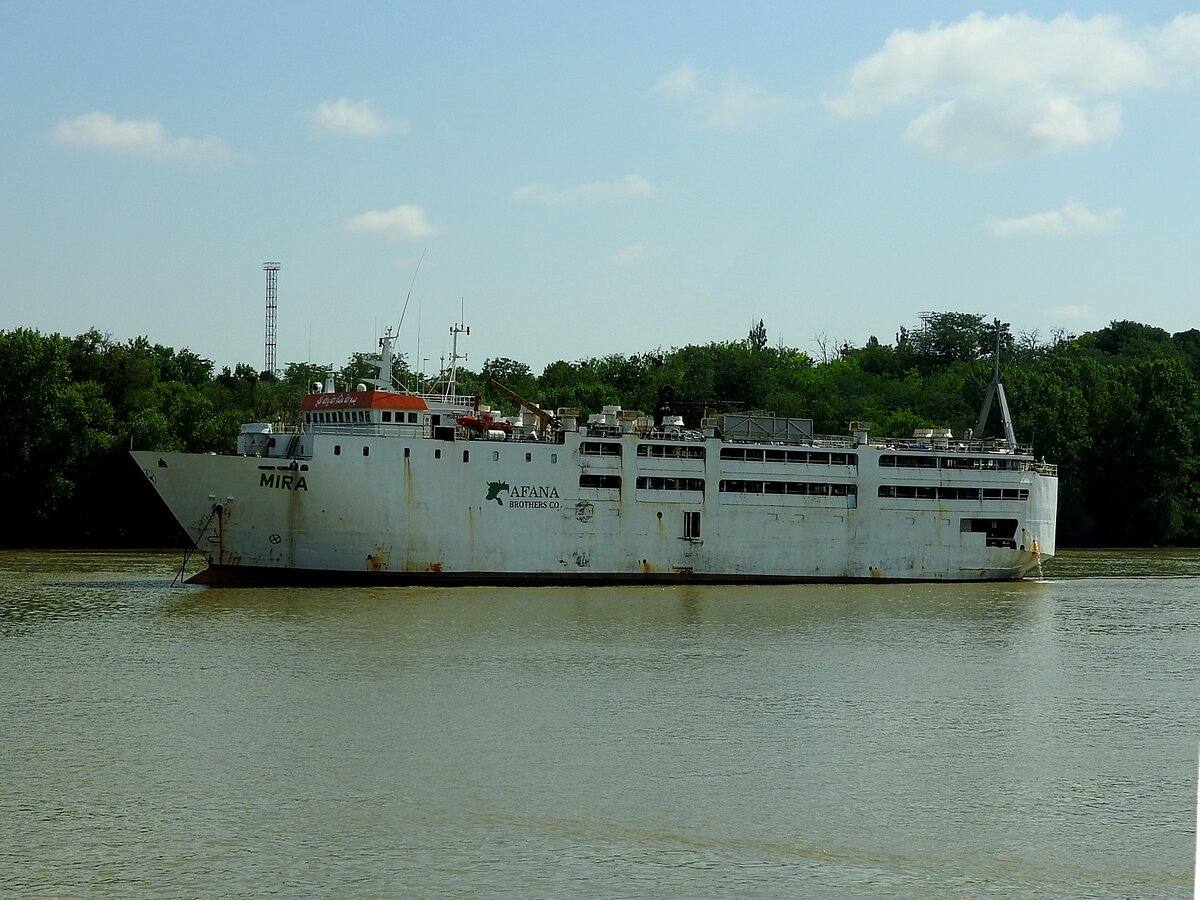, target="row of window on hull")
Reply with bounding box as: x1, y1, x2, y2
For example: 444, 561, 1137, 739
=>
578, 476, 857, 495
586, 441, 859, 467
577, 476, 1029, 502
